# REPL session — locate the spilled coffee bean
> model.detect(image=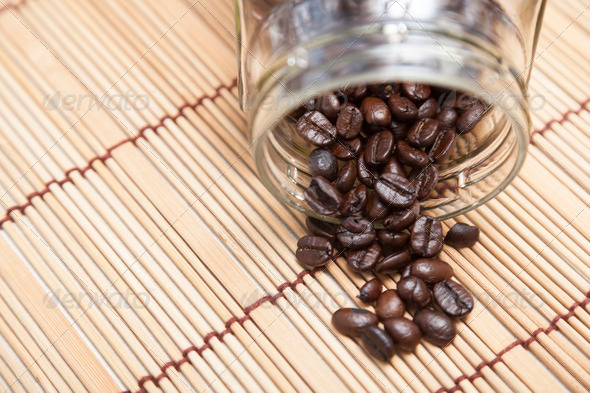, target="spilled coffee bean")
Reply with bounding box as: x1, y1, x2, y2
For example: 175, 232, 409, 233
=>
413, 309, 457, 347
296, 235, 333, 267
332, 308, 379, 337
444, 223, 480, 248
358, 278, 383, 303
433, 279, 474, 317
361, 326, 395, 361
